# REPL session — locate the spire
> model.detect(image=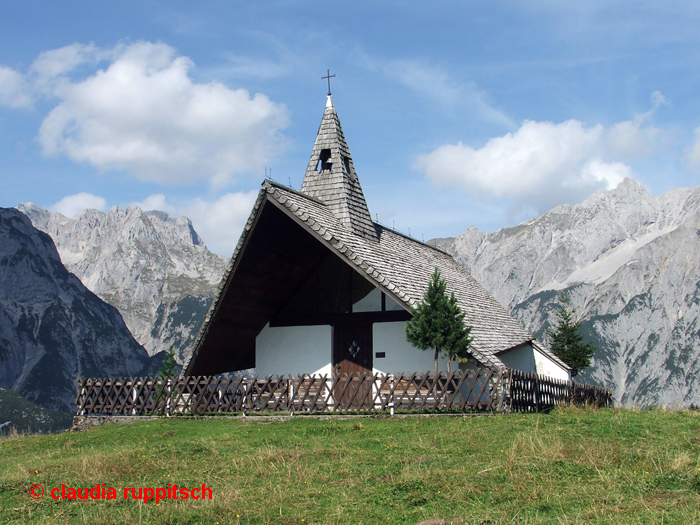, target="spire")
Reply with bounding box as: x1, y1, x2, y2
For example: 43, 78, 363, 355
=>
300, 95, 377, 240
